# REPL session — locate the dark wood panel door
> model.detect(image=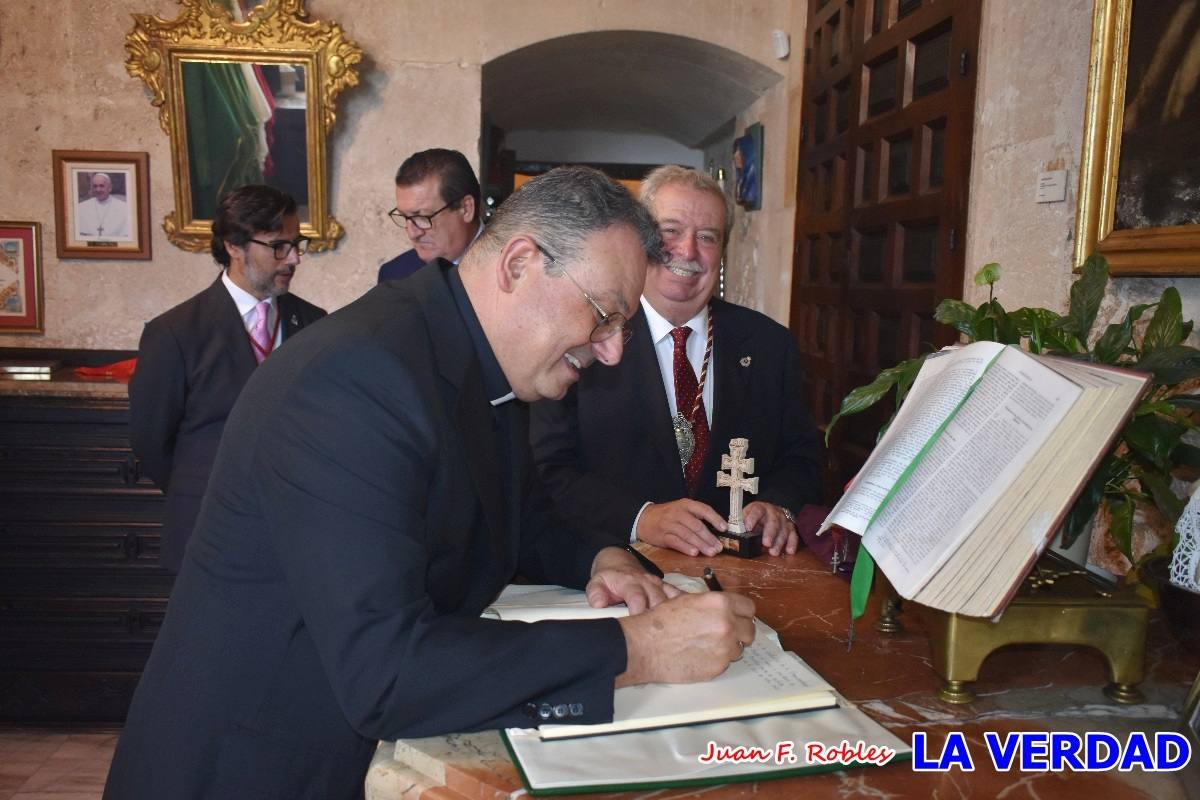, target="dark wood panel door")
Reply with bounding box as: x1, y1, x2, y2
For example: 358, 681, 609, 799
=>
790, 0, 981, 496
